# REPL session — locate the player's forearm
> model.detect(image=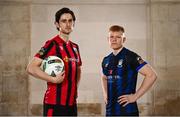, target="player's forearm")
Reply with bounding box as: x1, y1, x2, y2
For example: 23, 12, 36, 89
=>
134, 73, 157, 100
26, 65, 53, 82
101, 76, 107, 97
